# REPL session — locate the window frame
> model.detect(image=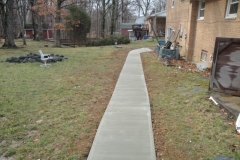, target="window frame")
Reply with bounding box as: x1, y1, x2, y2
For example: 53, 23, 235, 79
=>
166, 27, 172, 41
171, 0, 174, 8
226, 0, 239, 18
179, 24, 183, 39
201, 50, 208, 61
198, 1, 206, 20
